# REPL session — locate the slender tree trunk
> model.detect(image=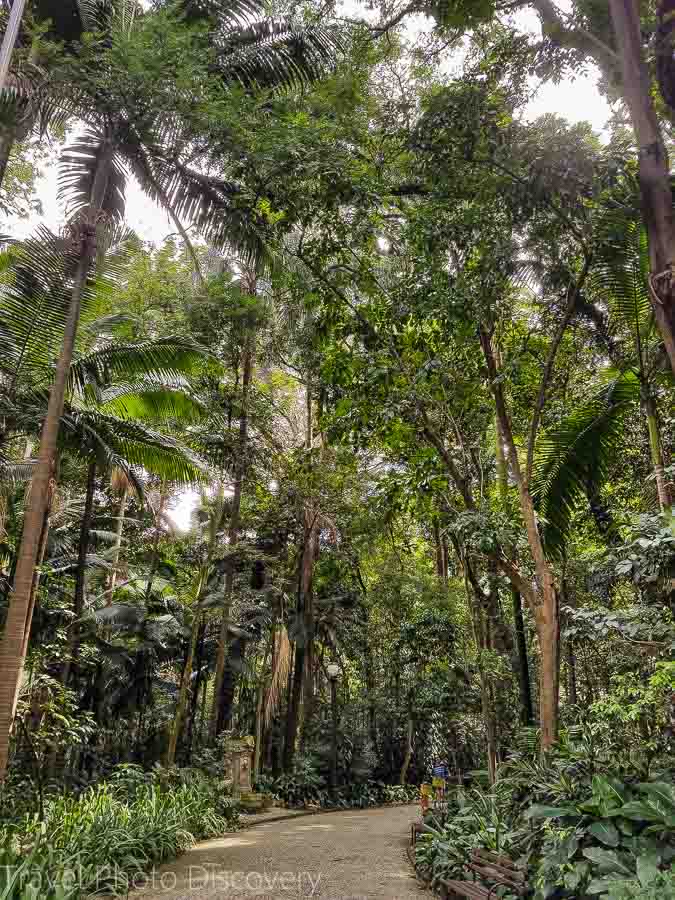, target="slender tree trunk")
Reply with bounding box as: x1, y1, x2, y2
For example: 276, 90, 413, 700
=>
0, 136, 113, 779
108, 483, 129, 602
495, 412, 534, 727
167, 613, 201, 766
210, 341, 253, 740
253, 665, 266, 782
480, 328, 559, 750
186, 620, 206, 760
300, 506, 318, 738
62, 458, 97, 686
609, 0, 675, 376
0, 226, 105, 778
301, 376, 317, 733
642, 387, 671, 509
513, 590, 534, 726
399, 713, 413, 785
284, 641, 304, 771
